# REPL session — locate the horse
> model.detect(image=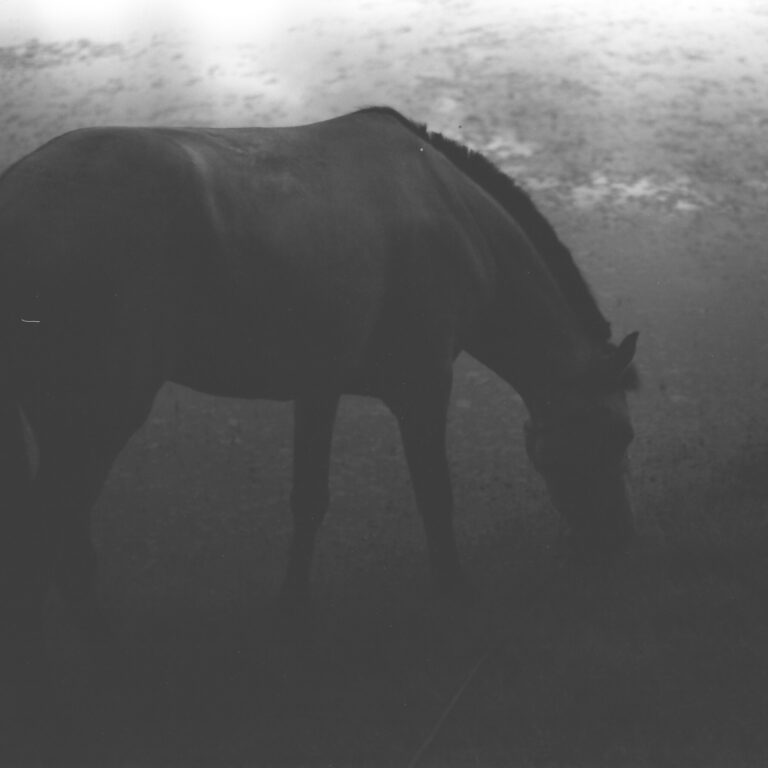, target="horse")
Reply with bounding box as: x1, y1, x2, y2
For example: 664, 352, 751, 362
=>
0, 106, 638, 644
